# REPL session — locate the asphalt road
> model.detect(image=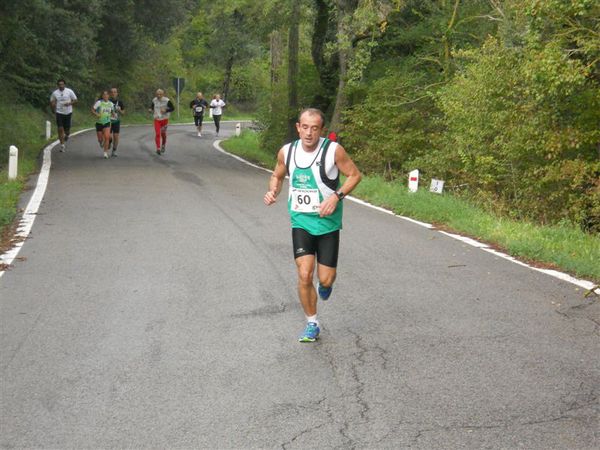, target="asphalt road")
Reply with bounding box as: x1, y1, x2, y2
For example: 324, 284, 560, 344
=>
1, 122, 598, 449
